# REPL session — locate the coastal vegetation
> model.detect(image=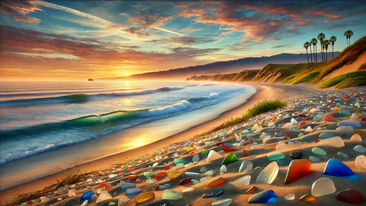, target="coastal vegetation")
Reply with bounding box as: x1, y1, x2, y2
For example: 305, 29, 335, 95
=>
187, 35, 366, 89
208, 99, 287, 132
